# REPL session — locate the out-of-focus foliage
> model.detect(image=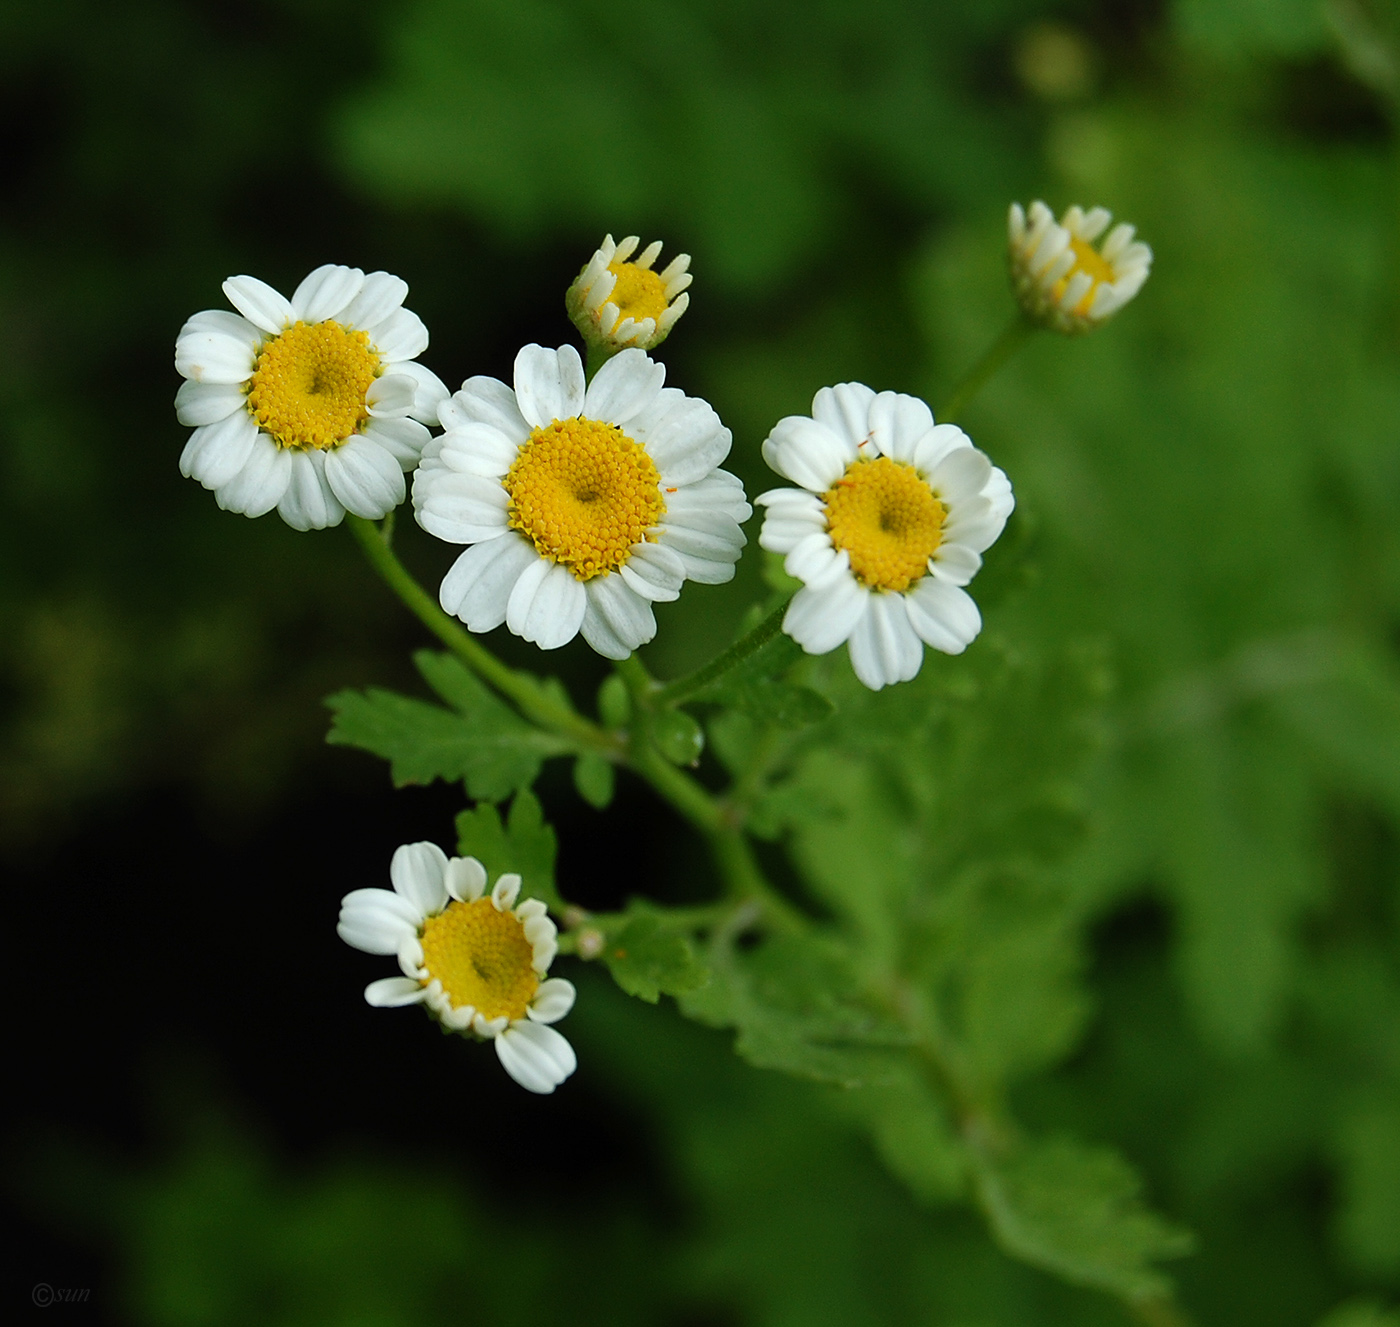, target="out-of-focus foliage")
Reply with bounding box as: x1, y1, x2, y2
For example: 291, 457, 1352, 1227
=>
9, 0, 1400, 1324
